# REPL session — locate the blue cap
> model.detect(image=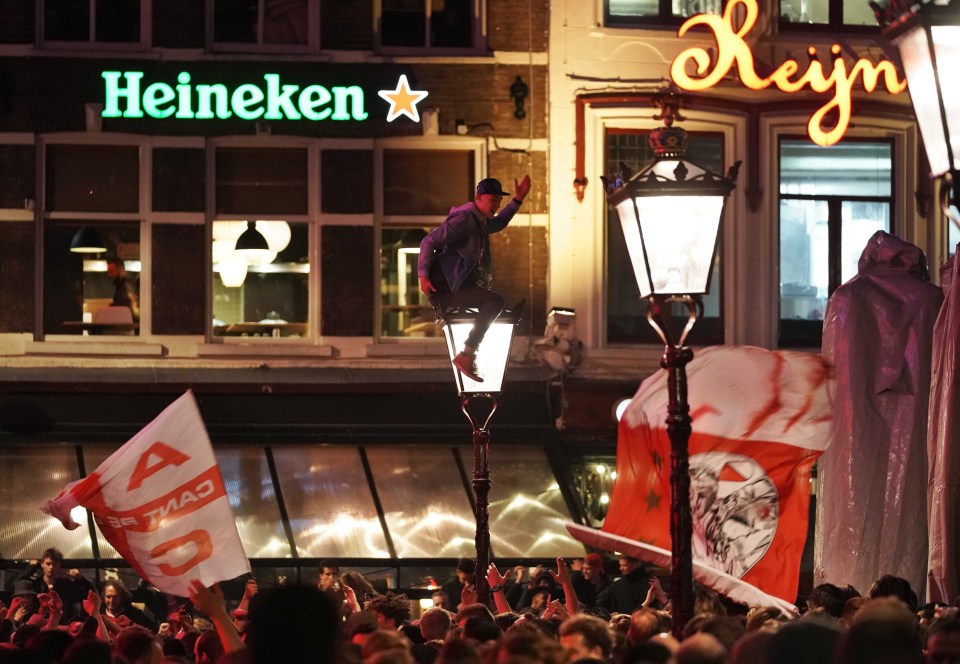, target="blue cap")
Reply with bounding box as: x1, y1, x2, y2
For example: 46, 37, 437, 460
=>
476, 178, 510, 197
